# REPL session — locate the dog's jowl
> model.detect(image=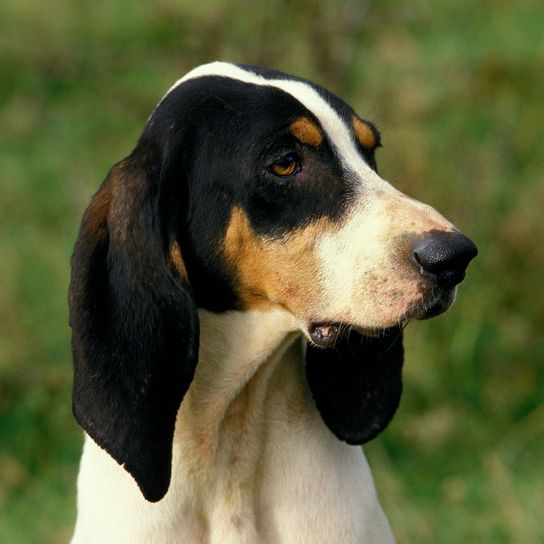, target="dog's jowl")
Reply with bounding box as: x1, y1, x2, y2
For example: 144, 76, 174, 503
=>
69, 62, 477, 544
